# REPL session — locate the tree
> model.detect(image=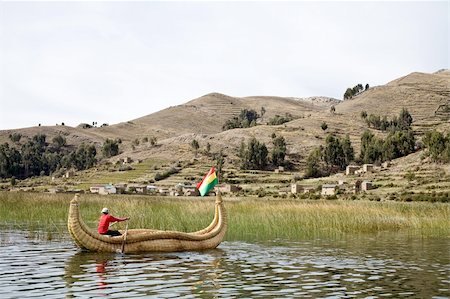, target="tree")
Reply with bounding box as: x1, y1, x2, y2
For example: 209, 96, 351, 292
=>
223, 109, 260, 130
323, 135, 346, 170
150, 137, 157, 146
190, 139, 199, 153
206, 142, 211, 154
240, 137, 268, 170
398, 108, 413, 130
102, 139, 120, 158
330, 106, 336, 114
214, 150, 225, 181
365, 83, 369, 90
341, 134, 354, 165
344, 88, 353, 100
52, 135, 66, 149
271, 135, 287, 167
321, 122, 328, 131
360, 111, 368, 119
73, 143, 97, 170
305, 147, 323, 178
360, 130, 383, 163
9, 133, 22, 143
423, 130, 449, 162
